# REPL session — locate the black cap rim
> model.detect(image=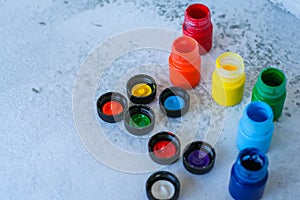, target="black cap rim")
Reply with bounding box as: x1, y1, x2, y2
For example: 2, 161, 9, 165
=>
146, 171, 180, 200
126, 74, 157, 104
148, 132, 181, 165
96, 92, 128, 123
182, 141, 216, 174
159, 87, 190, 118
124, 105, 155, 136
